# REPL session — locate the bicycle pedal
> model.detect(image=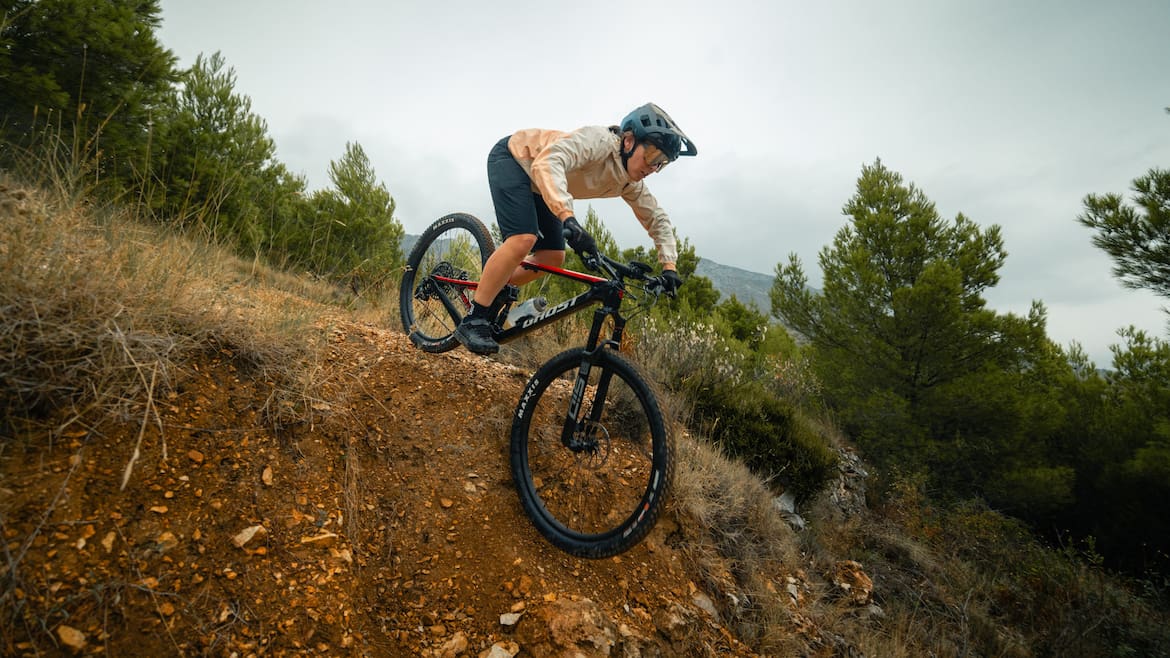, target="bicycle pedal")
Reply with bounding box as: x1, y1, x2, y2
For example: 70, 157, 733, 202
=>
498, 284, 520, 304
